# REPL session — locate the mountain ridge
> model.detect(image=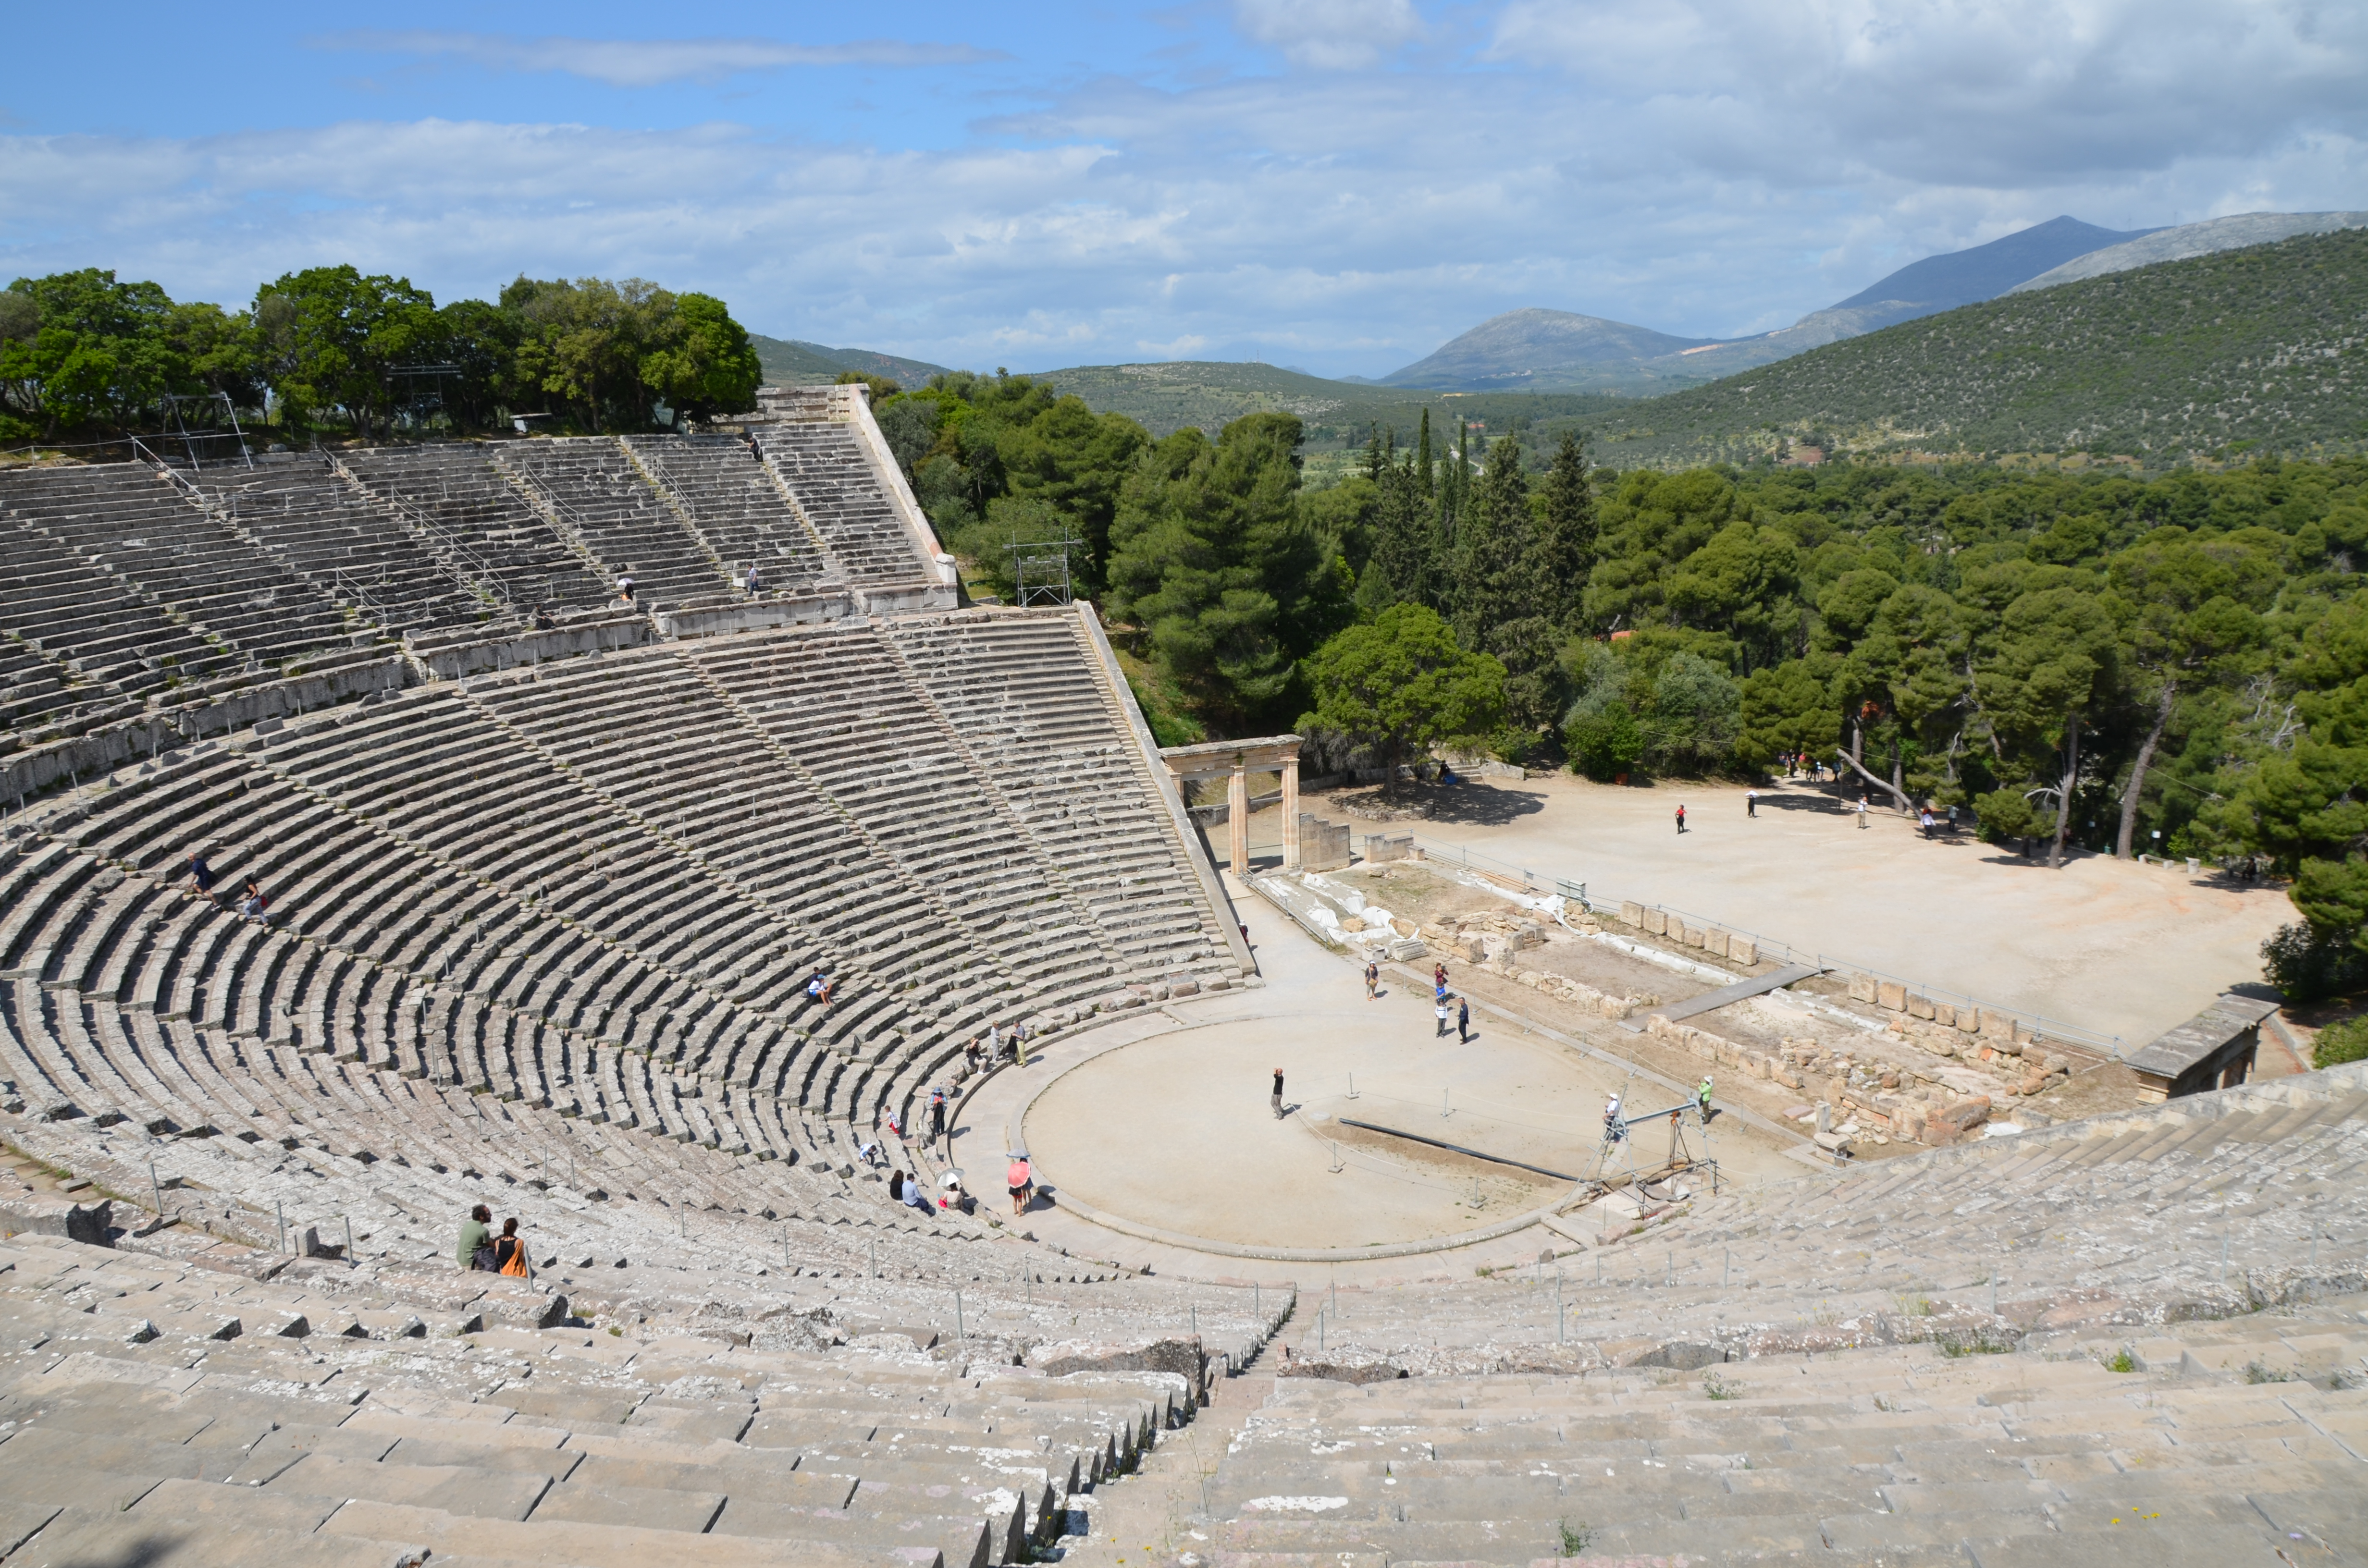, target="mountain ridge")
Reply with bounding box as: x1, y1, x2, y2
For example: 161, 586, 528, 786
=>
1381, 215, 2159, 390
1578, 226, 2368, 470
